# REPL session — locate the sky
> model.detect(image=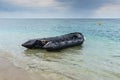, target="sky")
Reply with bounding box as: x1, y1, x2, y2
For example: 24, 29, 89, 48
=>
0, 0, 120, 18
